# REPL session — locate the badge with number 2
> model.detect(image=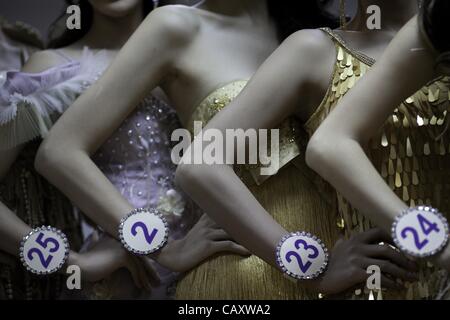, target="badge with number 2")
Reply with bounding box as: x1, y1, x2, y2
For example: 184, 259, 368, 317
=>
119, 208, 169, 255
392, 206, 449, 258
20, 226, 69, 275
276, 232, 329, 280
